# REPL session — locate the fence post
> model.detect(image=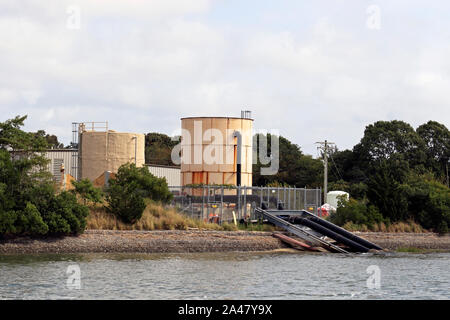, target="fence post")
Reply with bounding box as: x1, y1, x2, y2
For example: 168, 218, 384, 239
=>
293, 187, 296, 210
244, 186, 247, 219
288, 187, 291, 210
202, 186, 205, 221
276, 187, 278, 207
304, 187, 307, 210
260, 187, 262, 209
191, 187, 194, 217
221, 185, 224, 221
